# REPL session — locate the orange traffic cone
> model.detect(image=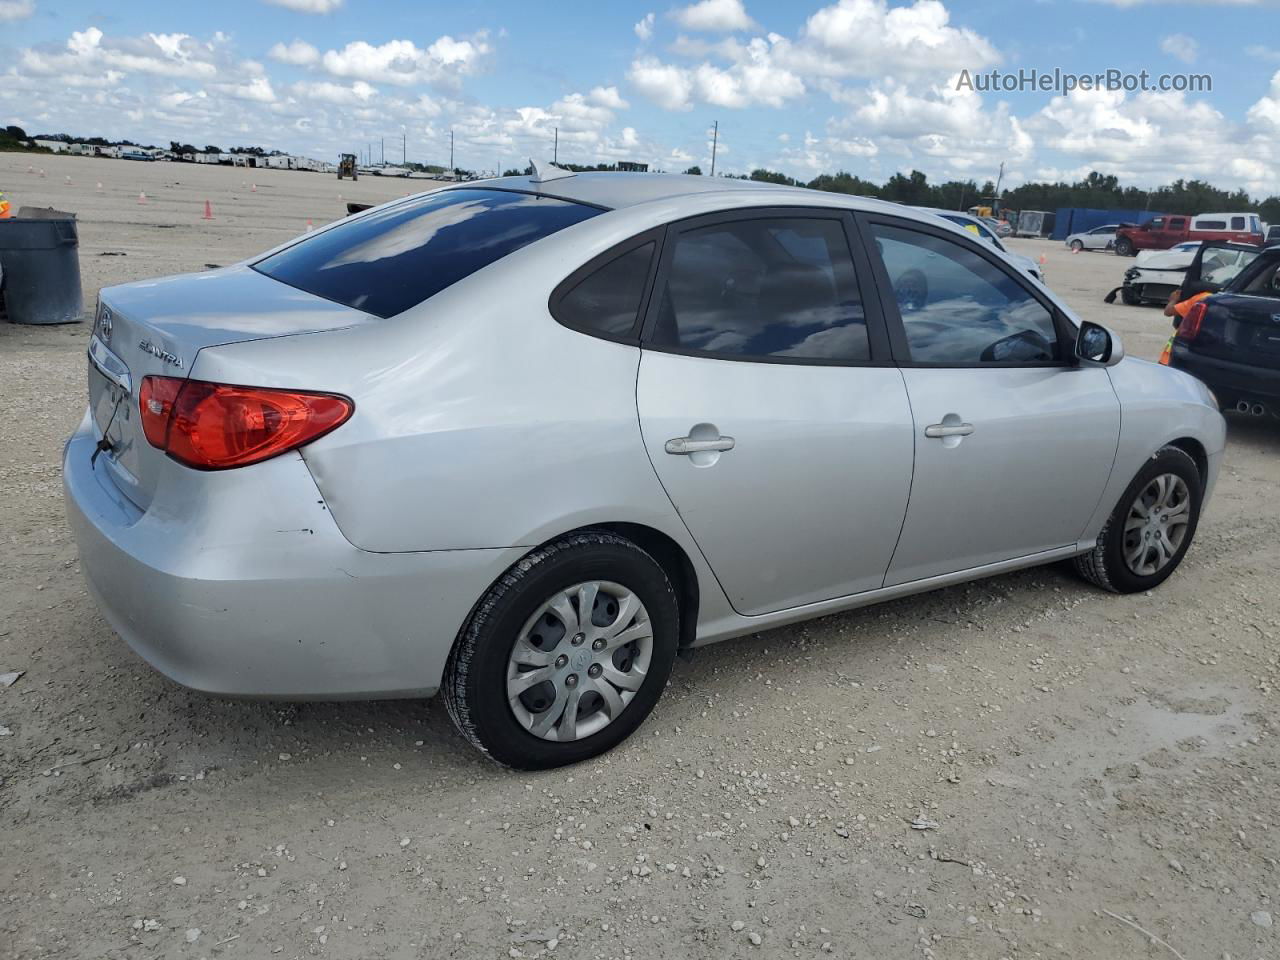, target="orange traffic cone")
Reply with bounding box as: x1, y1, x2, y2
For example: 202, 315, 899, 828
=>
305, 218, 313, 231
251, 183, 257, 193
138, 191, 147, 204
202, 200, 214, 220
0, 193, 11, 219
